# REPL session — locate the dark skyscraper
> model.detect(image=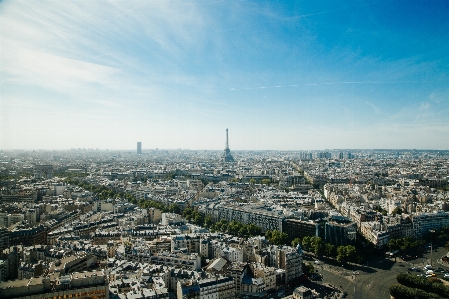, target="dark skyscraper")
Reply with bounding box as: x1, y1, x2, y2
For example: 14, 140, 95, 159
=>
137, 142, 142, 155
222, 128, 234, 162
